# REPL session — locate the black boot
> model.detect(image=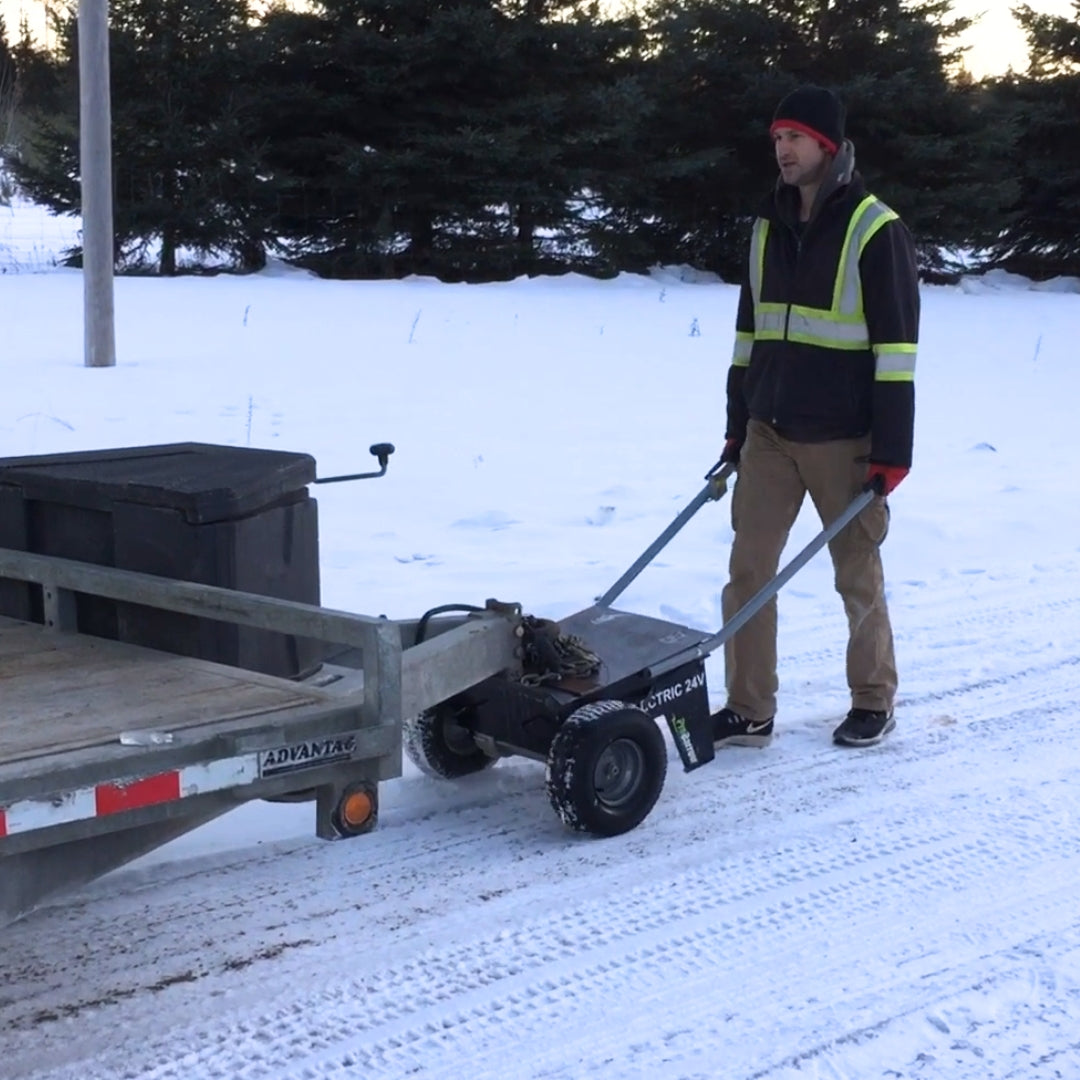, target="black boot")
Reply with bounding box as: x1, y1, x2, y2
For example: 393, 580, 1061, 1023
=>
713, 708, 774, 747
832, 708, 895, 747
